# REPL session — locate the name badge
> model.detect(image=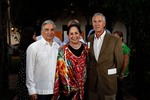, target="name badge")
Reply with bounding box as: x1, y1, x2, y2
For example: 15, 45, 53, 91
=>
108, 68, 117, 75
88, 42, 90, 49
